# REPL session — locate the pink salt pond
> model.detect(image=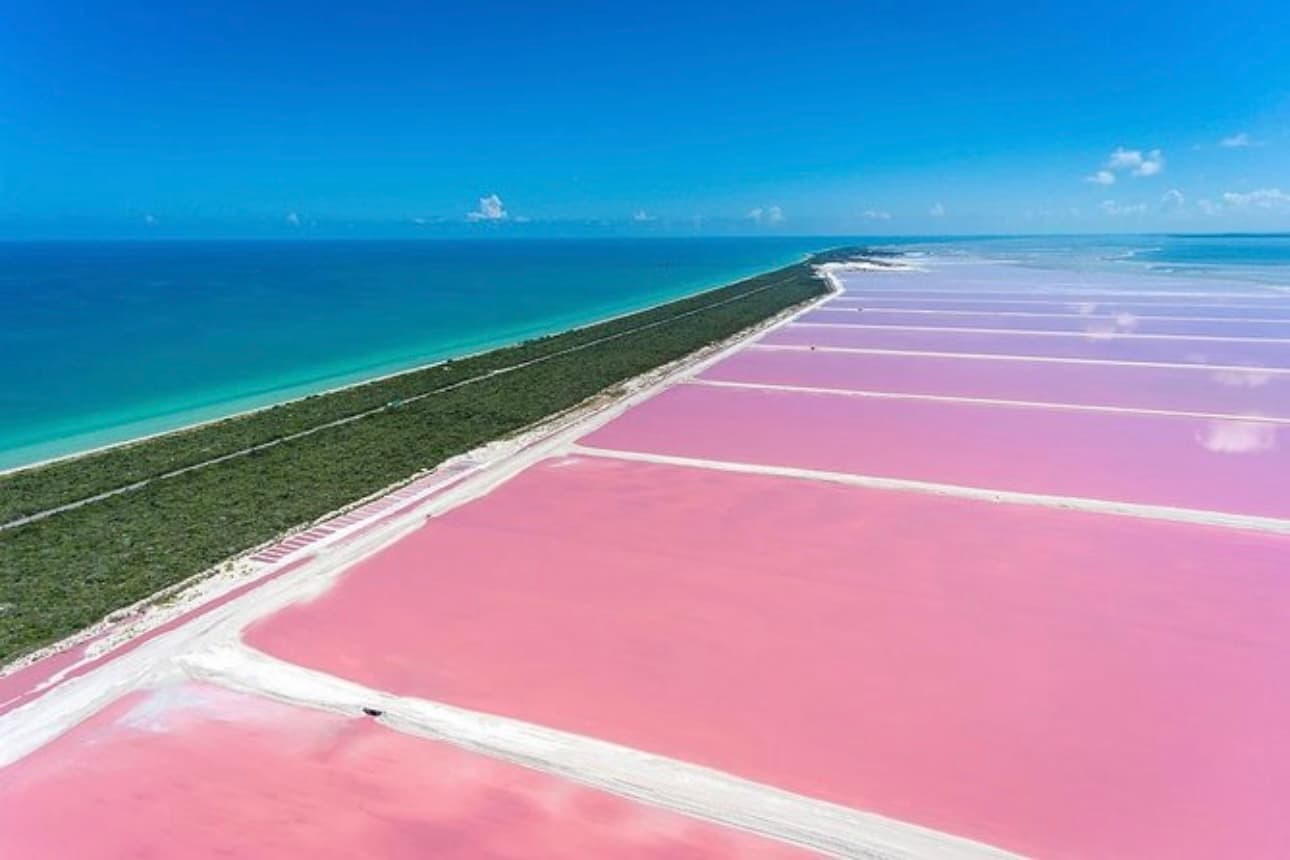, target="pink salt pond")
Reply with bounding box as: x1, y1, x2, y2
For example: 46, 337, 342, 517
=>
760, 323, 1290, 368
701, 348, 1290, 420
826, 296, 1290, 319
582, 383, 1289, 520
246, 456, 1290, 860
798, 307, 1290, 339
0, 682, 809, 859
